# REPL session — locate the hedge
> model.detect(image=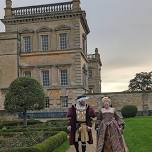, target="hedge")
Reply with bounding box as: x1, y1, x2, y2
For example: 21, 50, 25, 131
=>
0, 147, 39, 152
0, 130, 58, 138
34, 131, 67, 152
0, 131, 67, 152
0, 127, 67, 133
0, 120, 42, 129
